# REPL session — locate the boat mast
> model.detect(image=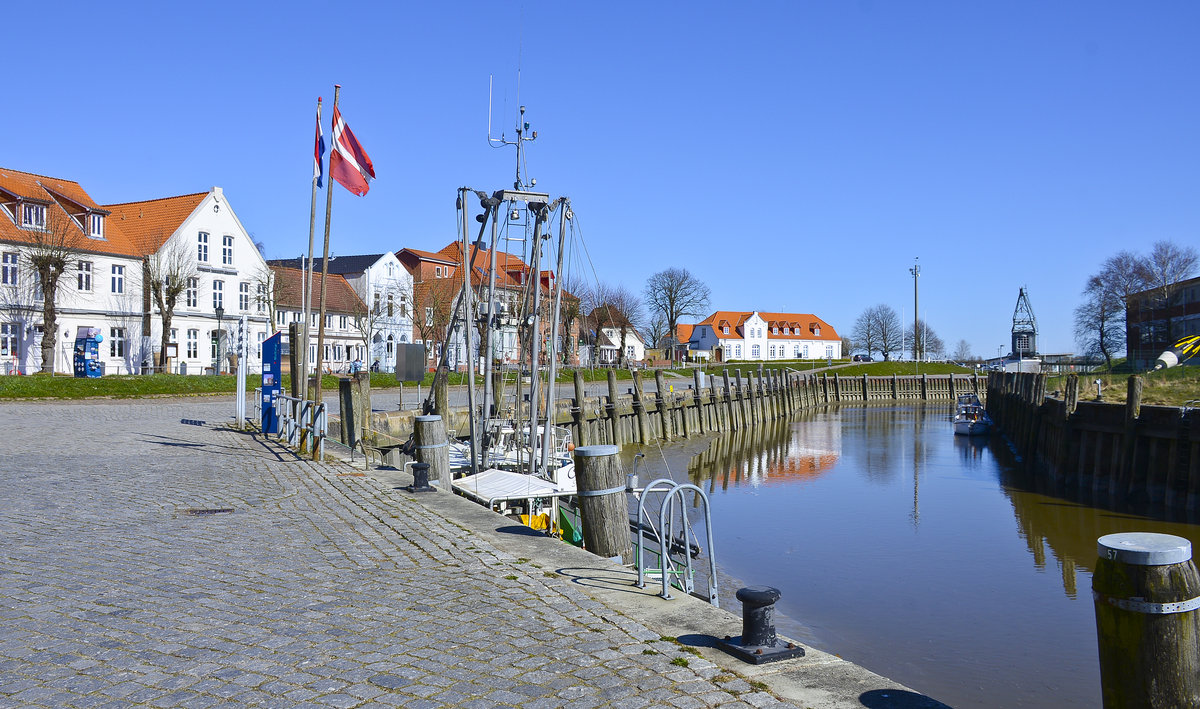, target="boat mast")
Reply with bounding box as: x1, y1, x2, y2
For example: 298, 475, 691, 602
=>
540, 199, 570, 472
